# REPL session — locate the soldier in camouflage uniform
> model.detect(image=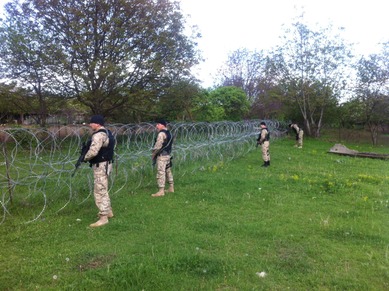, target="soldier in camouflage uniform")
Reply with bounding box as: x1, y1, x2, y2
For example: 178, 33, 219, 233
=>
84, 115, 115, 227
257, 121, 270, 167
289, 123, 303, 148
151, 119, 174, 197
